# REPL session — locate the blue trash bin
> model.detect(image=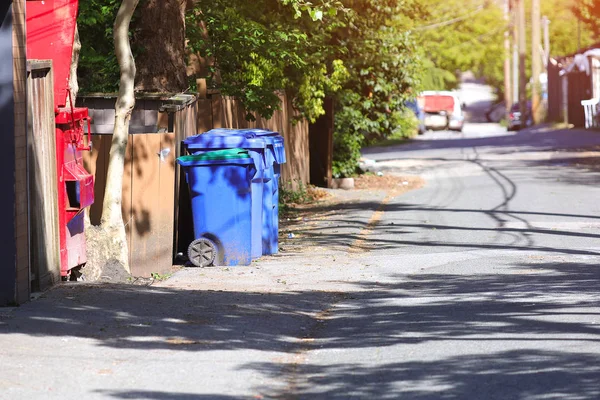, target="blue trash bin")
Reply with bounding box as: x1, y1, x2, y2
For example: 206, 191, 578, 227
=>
183, 131, 266, 259
183, 129, 287, 256
241, 129, 286, 255
177, 149, 257, 267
